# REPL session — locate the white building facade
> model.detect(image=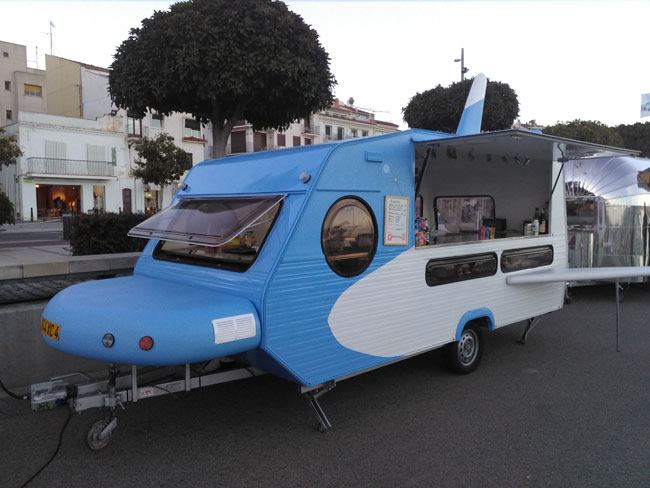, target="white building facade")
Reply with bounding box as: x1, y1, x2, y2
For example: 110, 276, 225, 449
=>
1, 111, 129, 221
205, 98, 399, 159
